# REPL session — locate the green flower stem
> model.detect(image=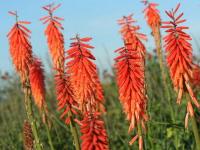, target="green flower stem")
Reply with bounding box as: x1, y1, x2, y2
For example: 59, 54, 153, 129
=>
23, 78, 43, 150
